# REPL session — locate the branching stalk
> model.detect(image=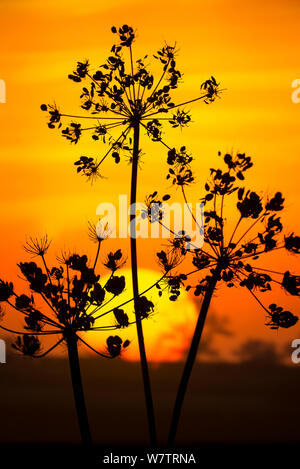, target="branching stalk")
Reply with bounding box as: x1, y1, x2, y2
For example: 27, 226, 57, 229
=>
130, 119, 157, 446
168, 263, 222, 446
66, 333, 92, 448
